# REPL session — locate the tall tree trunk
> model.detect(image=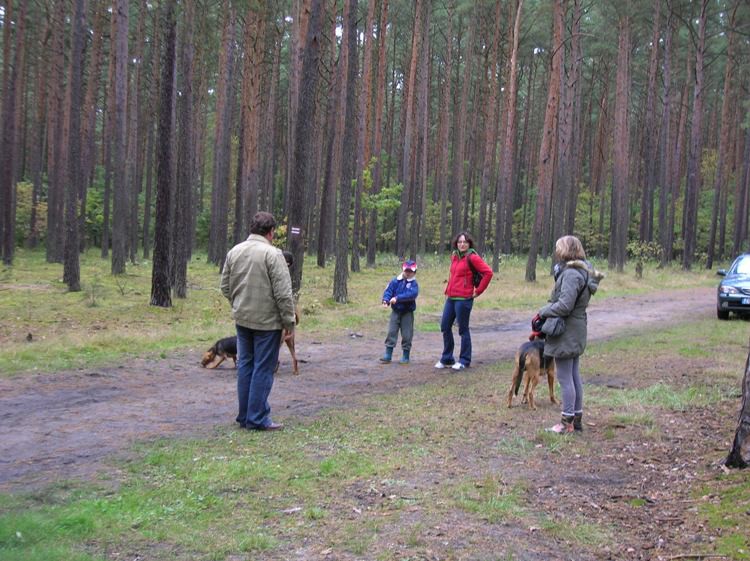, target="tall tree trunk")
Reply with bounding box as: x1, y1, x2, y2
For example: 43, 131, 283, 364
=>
681, 0, 707, 270
27, 15, 50, 250
111, 0, 129, 275
476, 1, 503, 256
318, 1, 345, 269
608, 9, 631, 273
494, 0, 522, 267
208, 4, 236, 266
64, 0, 83, 291
396, 0, 423, 259
352, 0, 377, 272
150, 0, 176, 308
143, 7, 161, 259
638, 0, 660, 243
706, 1, 738, 268
45, 0, 66, 263
333, 0, 358, 303
80, 0, 106, 254
288, 0, 323, 294
0, 0, 25, 265
240, 3, 266, 233
173, 0, 195, 298
525, 0, 565, 282
451, 12, 475, 237
658, 14, 674, 267
366, 0, 390, 266
724, 342, 750, 469
434, 1, 453, 254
